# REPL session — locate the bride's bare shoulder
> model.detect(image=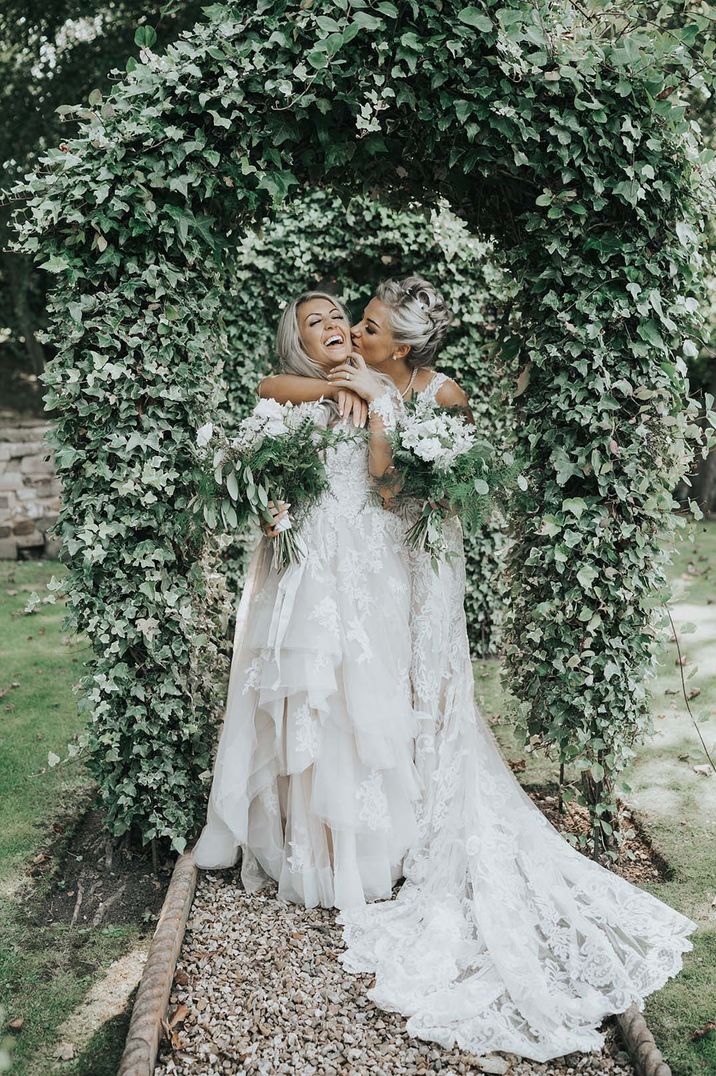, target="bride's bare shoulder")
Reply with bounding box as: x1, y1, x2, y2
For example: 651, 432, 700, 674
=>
433, 372, 469, 409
